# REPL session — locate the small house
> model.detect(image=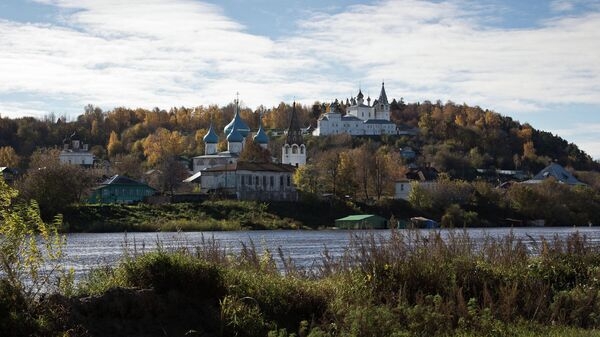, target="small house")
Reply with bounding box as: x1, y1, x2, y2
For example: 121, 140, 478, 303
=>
88, 175, 156, 204
335, 214, 388, 229
0, 167, 17, 185
523, 162, 586, 186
